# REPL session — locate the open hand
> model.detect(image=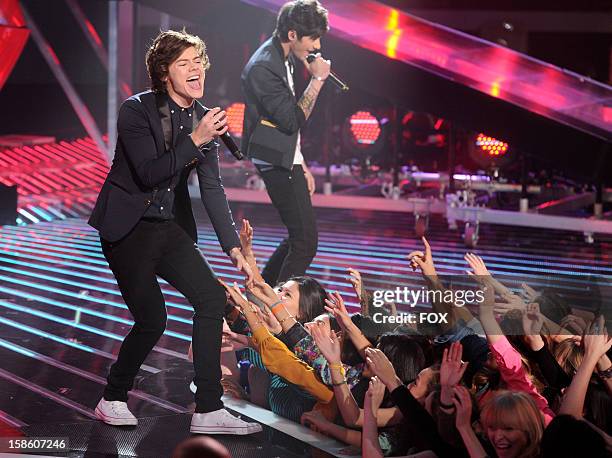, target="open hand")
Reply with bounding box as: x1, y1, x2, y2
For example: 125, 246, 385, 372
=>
324, 291, 352, 331
365, 347, 398, 389
309, 320, 342, 365
219, 280, 249, 309
239, 219, 254, 257
464, 252, 490, 277
522, 302, 544, 336
440, 341, 468, 387
347, 268, 363, 301
583, 315, 612, 361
